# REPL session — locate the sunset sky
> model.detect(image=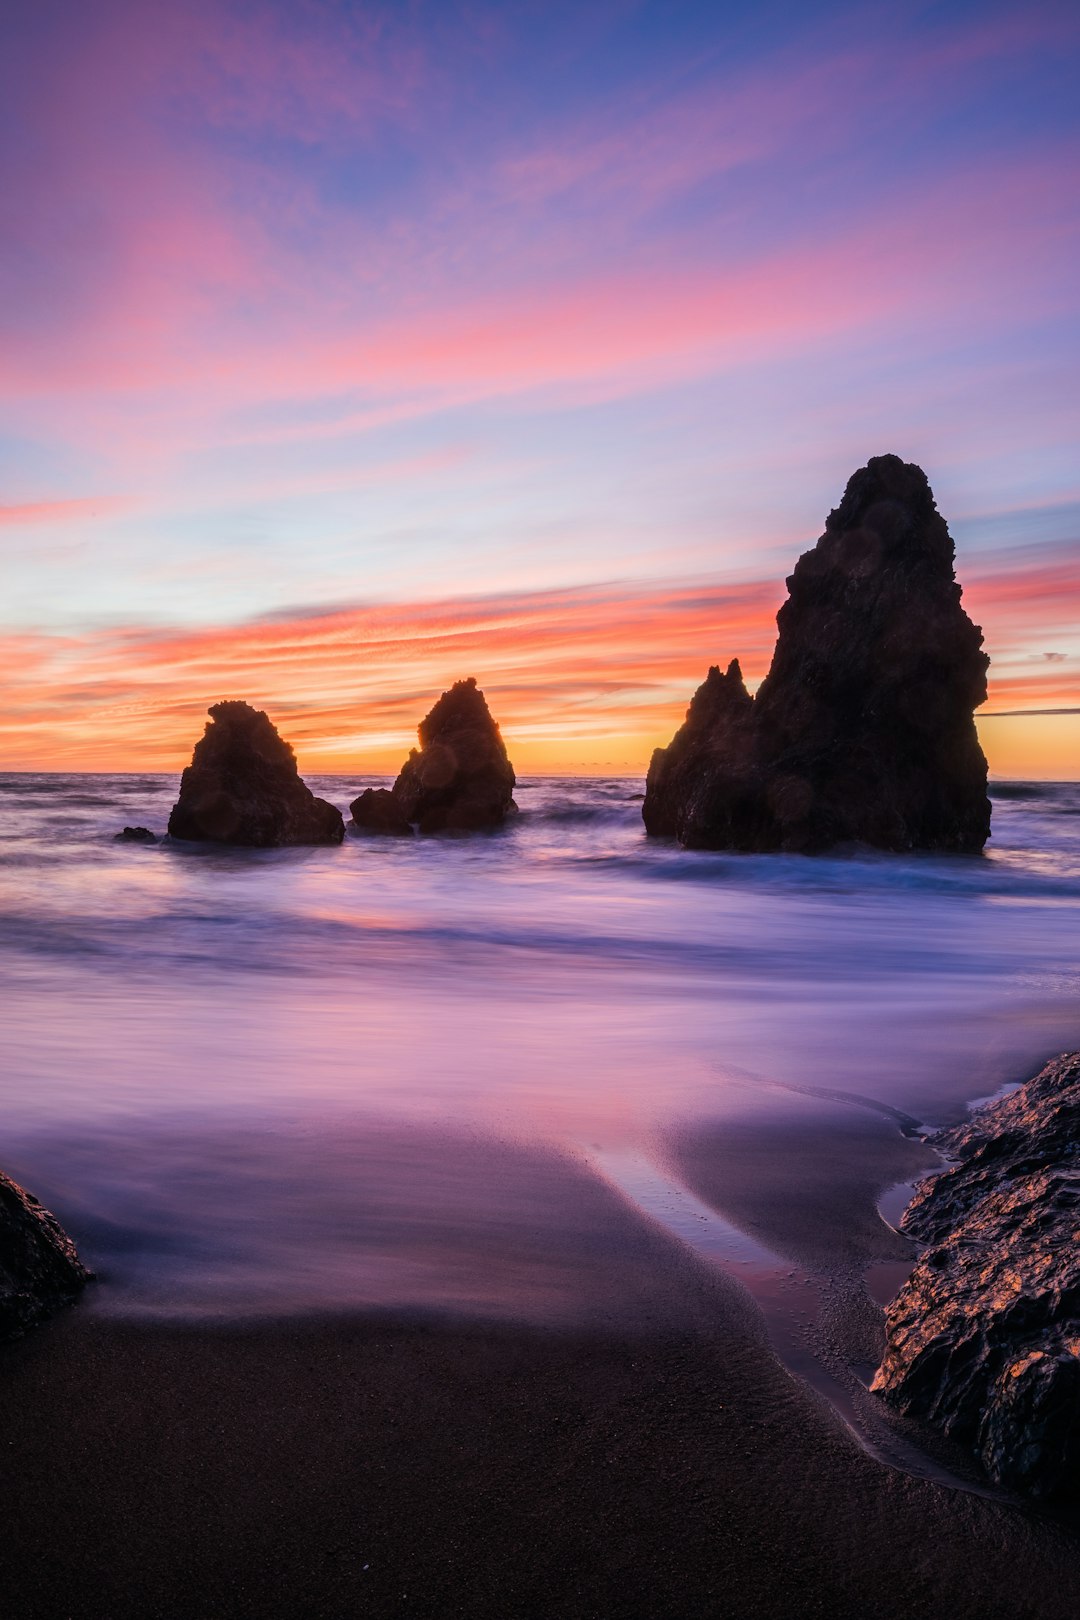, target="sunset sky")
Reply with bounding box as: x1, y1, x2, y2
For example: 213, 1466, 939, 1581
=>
3, 0, 1078, 776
